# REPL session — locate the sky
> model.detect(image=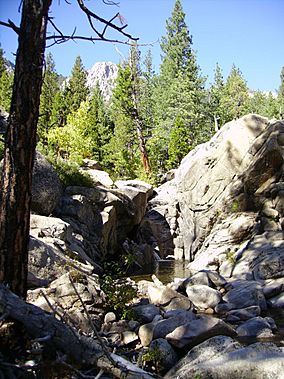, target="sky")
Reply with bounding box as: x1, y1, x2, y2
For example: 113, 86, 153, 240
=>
0, 0, 283, 92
